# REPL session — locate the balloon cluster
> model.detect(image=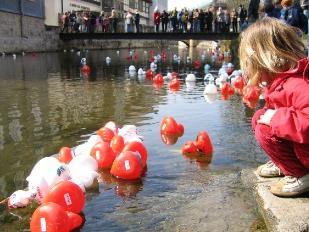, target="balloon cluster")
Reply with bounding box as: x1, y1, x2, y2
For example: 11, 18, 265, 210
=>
181, 131, 213, 156
7, 121, 147, 231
